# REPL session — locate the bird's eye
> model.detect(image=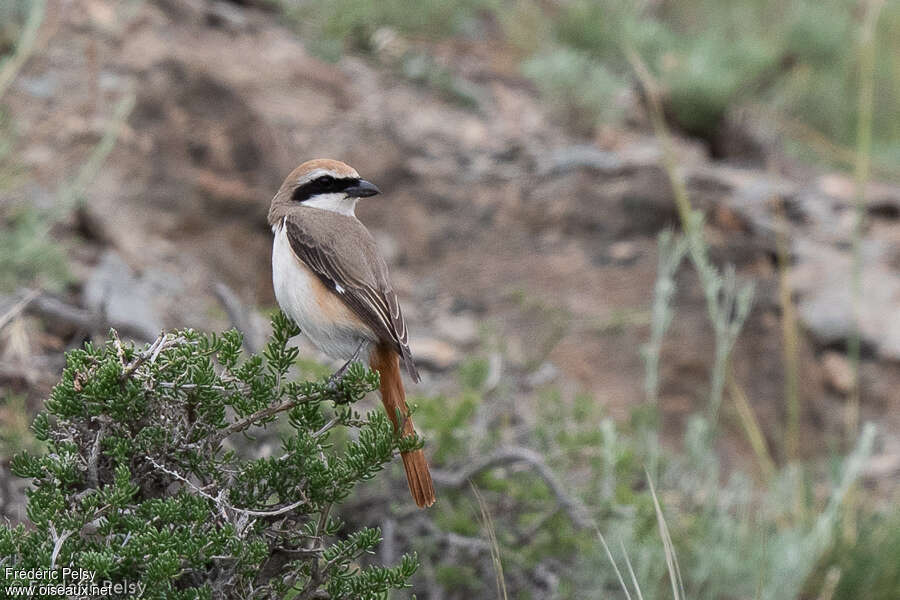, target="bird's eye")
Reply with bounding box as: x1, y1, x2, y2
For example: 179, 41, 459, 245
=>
317, 175, 335, 185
